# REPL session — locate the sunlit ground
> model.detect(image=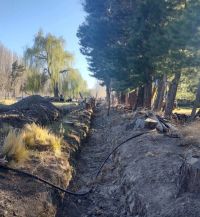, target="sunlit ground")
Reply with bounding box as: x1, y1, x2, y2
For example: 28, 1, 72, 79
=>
0, 99, 78, 108
173, 107, 198, 115
0, 99, 195, 115
52, 102, 78, 108
0, 99, 16, 105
